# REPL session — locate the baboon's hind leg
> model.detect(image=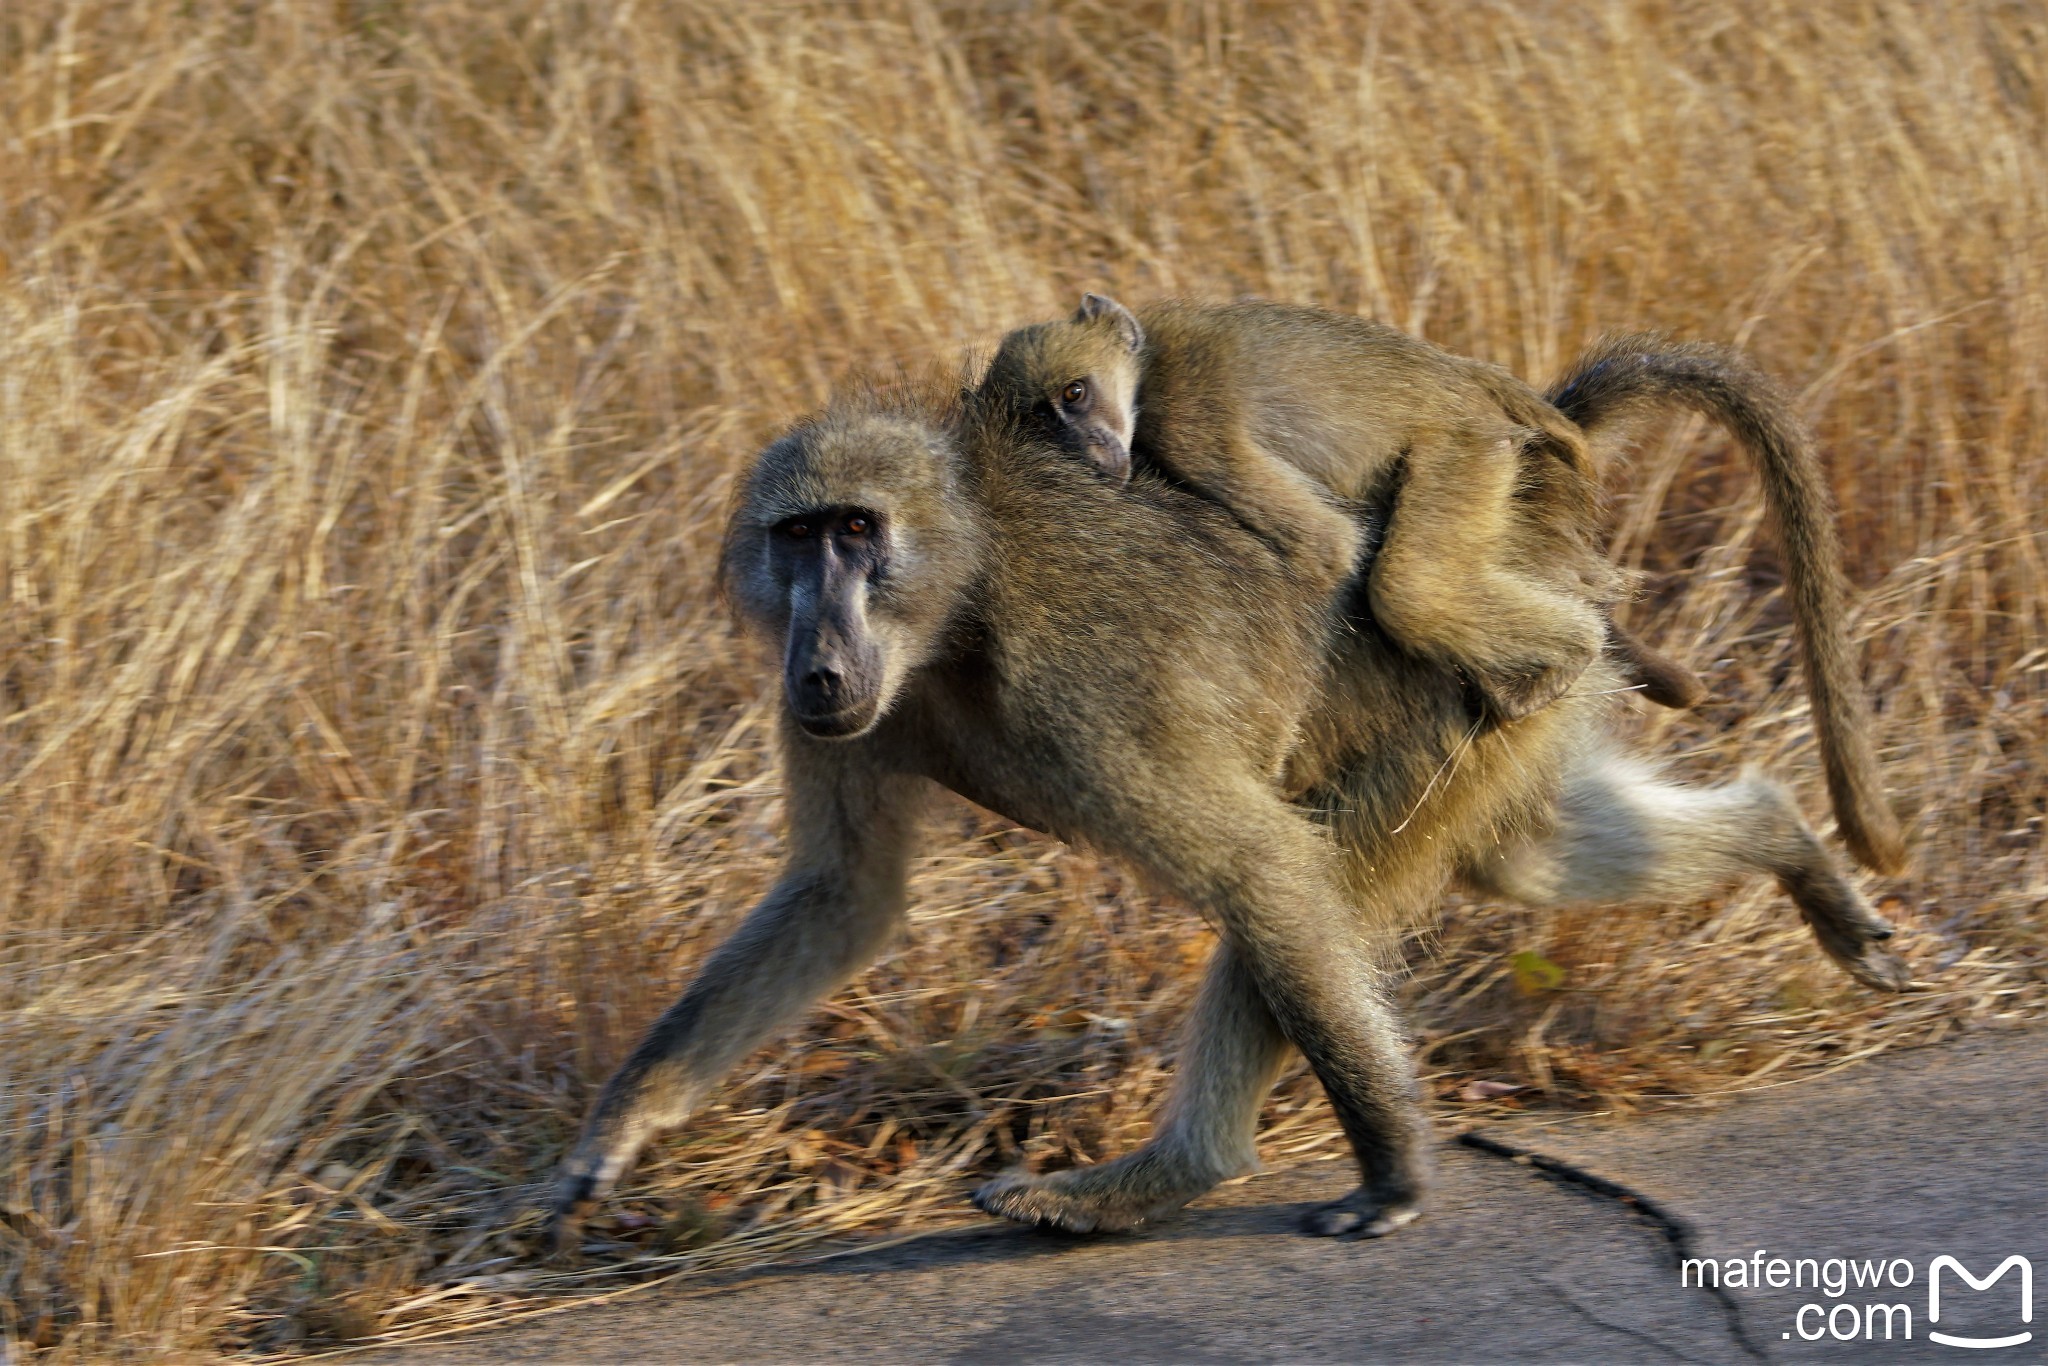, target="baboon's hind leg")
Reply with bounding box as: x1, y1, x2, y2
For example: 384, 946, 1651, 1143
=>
1464, 751, 1909, 991
973, 939, 1292, 1233
979, 789, 1430, 1241
1370, 428, 1607, 722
